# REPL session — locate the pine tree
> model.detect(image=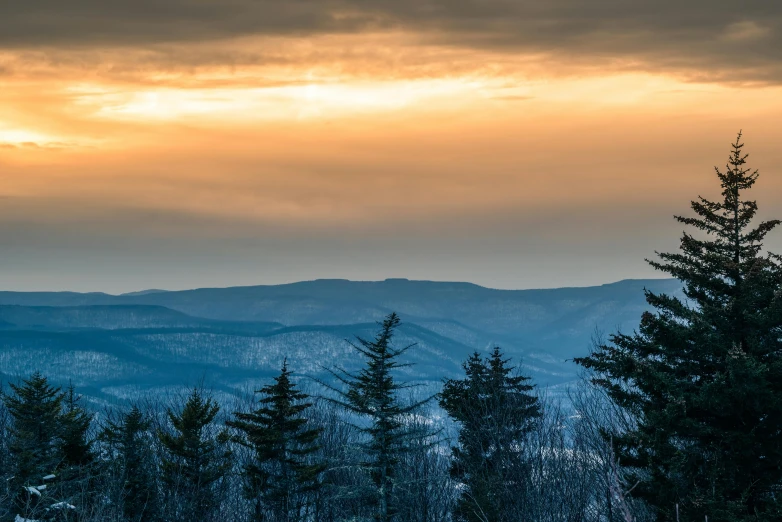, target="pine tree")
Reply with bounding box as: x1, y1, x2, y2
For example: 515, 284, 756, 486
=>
3, 372, 67, 519
575, 133, 782, 522
4, 373, 65, 484
323, 312, 434, 522
60, 383, 93, 468
58, 383, 95, 519
229, 359, 324, 522
439, 347, 540, 522
101, 405, 161, 522
159, 388, 232, 521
